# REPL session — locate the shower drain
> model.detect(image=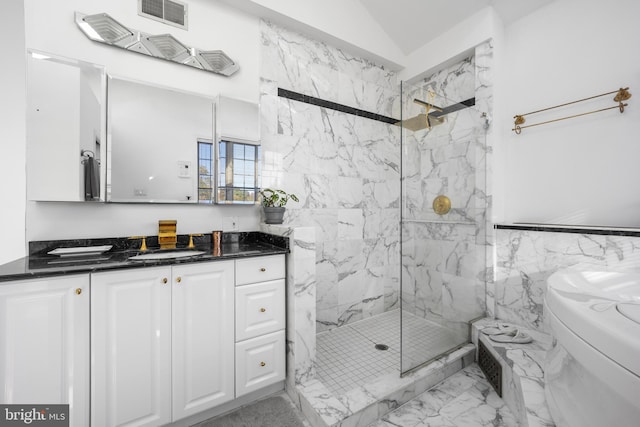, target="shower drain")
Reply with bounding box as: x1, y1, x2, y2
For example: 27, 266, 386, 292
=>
375, 343, 389, 351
